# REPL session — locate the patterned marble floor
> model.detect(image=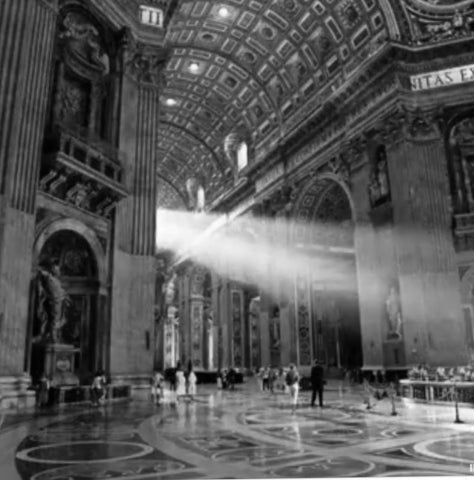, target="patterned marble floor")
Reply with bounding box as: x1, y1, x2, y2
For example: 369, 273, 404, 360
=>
2, 379, 474, 479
